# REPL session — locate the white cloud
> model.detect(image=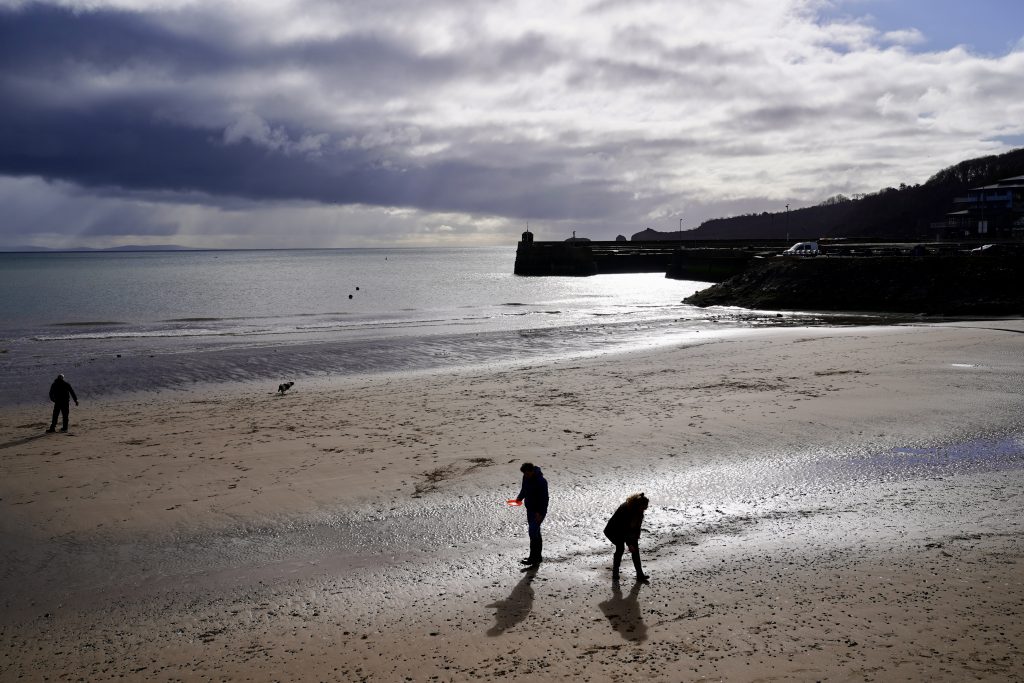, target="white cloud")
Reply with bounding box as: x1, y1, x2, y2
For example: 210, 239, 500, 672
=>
223, 112, 329, 155
2, 0, 1023, 247
882, 28, 925, 46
